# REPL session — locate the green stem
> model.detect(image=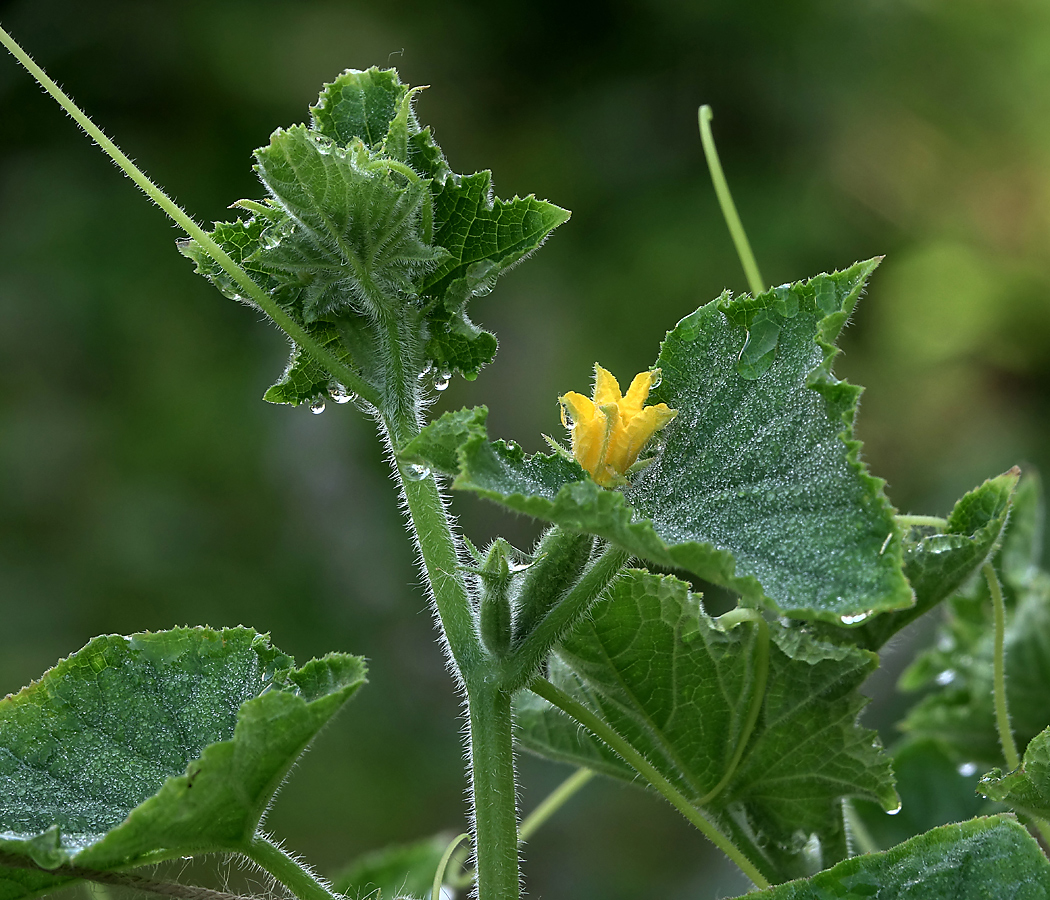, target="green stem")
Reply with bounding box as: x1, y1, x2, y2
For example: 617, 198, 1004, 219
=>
896, 515, 948, 529
697, 106, 765, 297
844, 800, 879, 856
433, 833, 469, 899
697, 609, 769, 806
398, 469, 483, 676
518, 768, 595, 843
466, 679, 521, 900
529, 677, 770, 889
0, 24, 380, 411
503, 544, 629, 690
450, 767, 597, 889
244, 837, 337, 900
985, 563, 1020, 771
